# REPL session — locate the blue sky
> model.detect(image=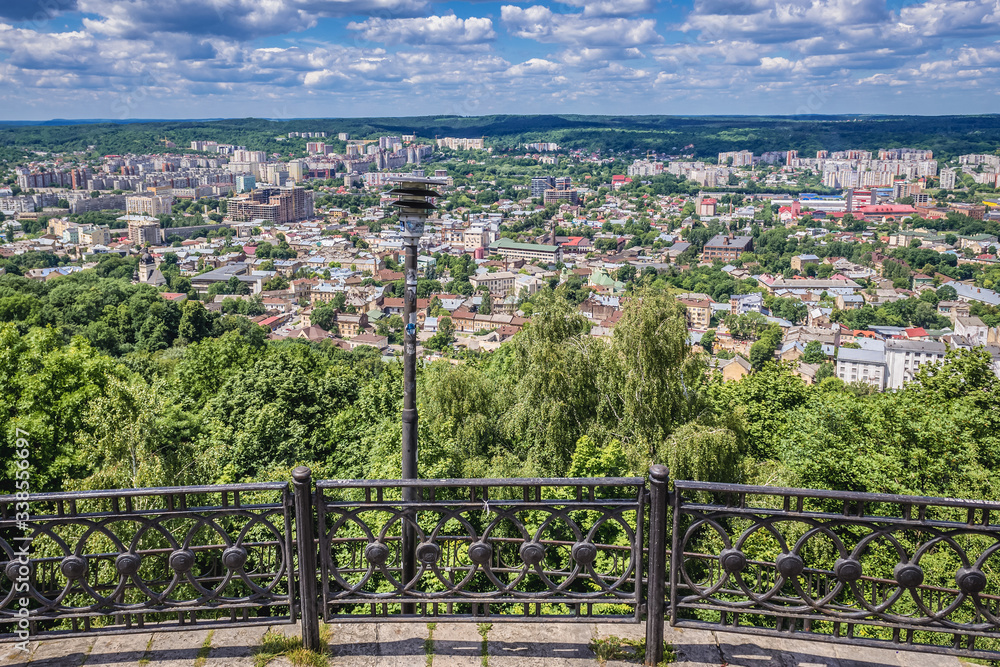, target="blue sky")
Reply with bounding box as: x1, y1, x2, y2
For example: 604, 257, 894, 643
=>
1, 0, 999, 120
